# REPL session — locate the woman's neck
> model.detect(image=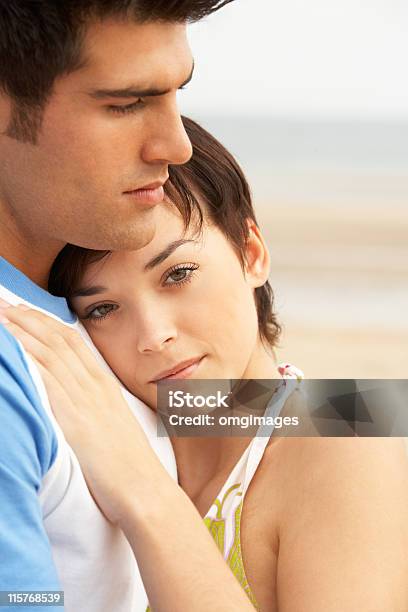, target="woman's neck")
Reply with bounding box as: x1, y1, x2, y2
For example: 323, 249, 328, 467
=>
171, 339, 277, 513
241, 337, 278, 379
